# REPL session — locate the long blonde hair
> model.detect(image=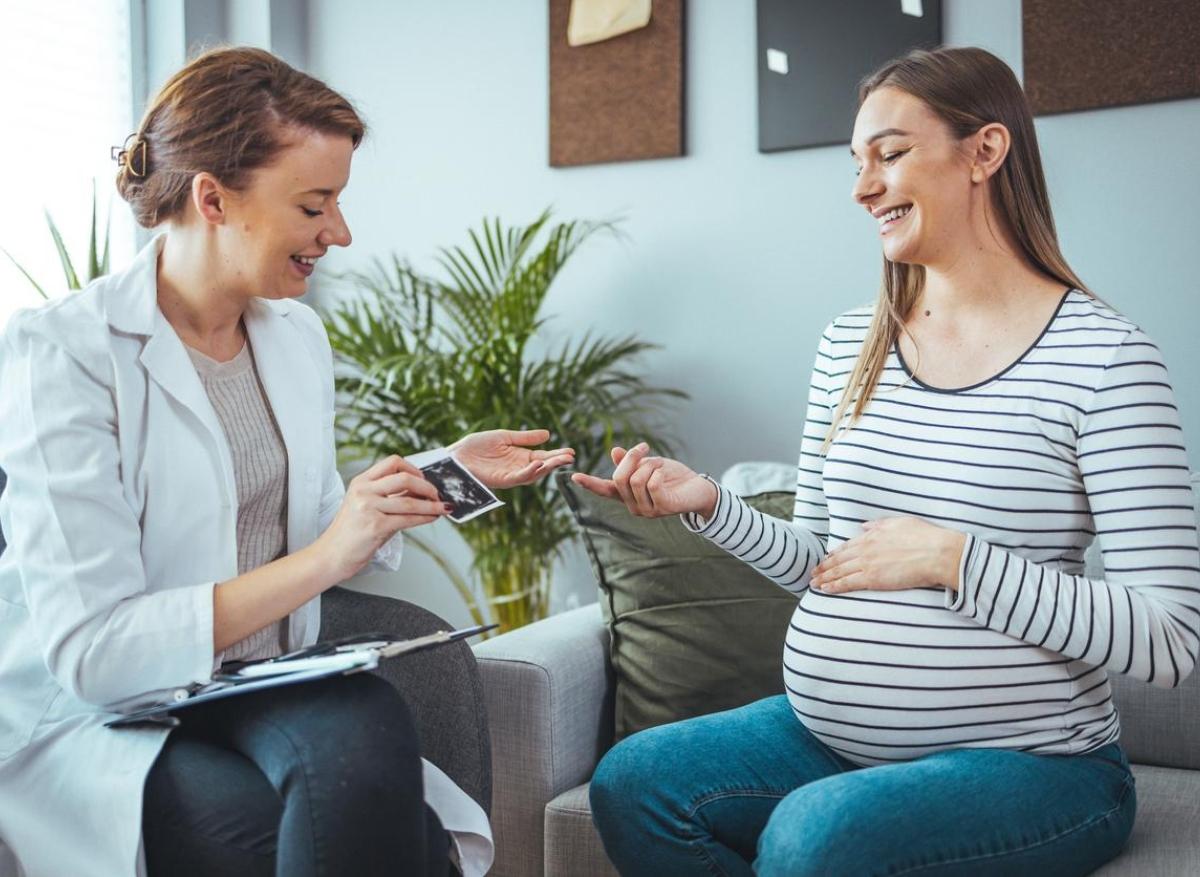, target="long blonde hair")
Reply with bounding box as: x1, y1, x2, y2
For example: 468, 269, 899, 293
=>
826, 47, 1089, 447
